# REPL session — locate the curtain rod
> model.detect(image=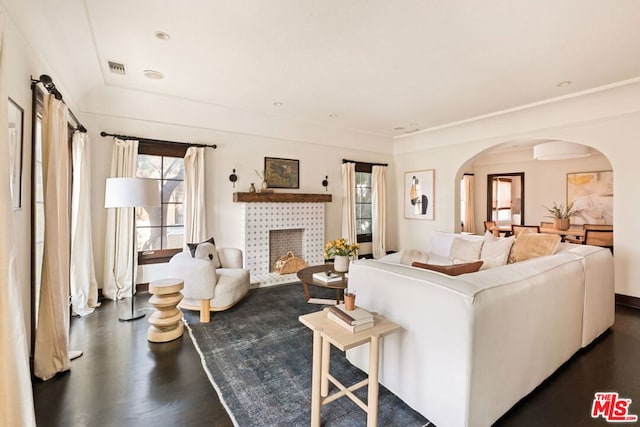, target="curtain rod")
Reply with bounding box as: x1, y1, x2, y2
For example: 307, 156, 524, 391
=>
342, 158, 389, 167
100, 131, 217, 149
30, 74, 87, 133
